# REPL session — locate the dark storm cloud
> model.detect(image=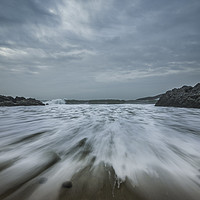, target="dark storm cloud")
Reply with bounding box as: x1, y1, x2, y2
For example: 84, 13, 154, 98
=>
0, 0, 200, 99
